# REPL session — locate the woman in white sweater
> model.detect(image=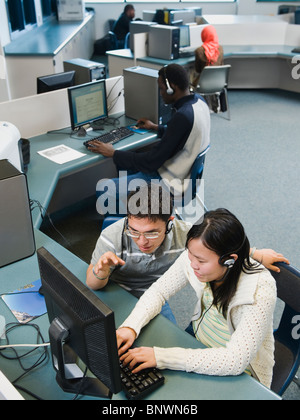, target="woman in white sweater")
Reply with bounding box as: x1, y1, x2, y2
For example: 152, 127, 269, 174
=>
117, 209, 277, 388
